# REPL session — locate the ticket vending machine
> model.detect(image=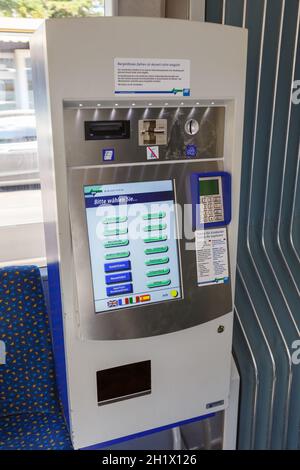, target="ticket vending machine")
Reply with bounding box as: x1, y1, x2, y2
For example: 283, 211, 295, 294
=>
31, 18, 247, 449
